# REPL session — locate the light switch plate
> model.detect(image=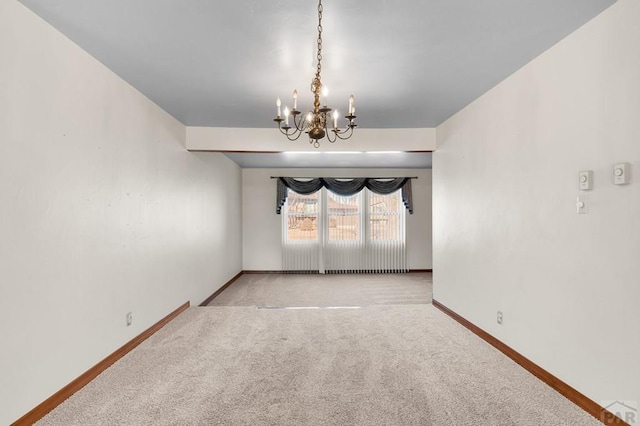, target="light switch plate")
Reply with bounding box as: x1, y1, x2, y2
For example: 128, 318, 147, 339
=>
576, 195, 587, 214
578, 170, 593, 190
613, 163, 630, 185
